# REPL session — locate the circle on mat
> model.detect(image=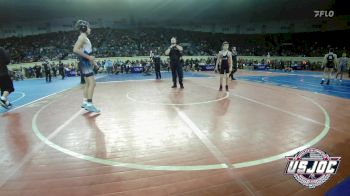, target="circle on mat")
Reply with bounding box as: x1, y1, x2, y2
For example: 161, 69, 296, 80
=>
32, 95, 330, 171
126, 90, 230, 106
11, 91, 26, 103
